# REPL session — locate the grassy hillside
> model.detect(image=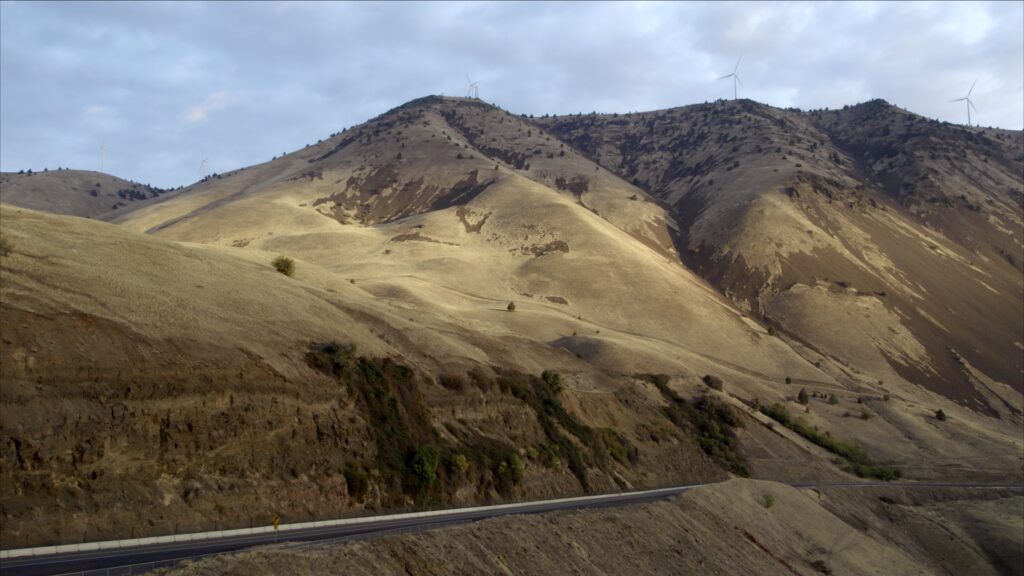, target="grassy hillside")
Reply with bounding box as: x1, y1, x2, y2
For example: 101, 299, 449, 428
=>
0, 169, 175, 218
